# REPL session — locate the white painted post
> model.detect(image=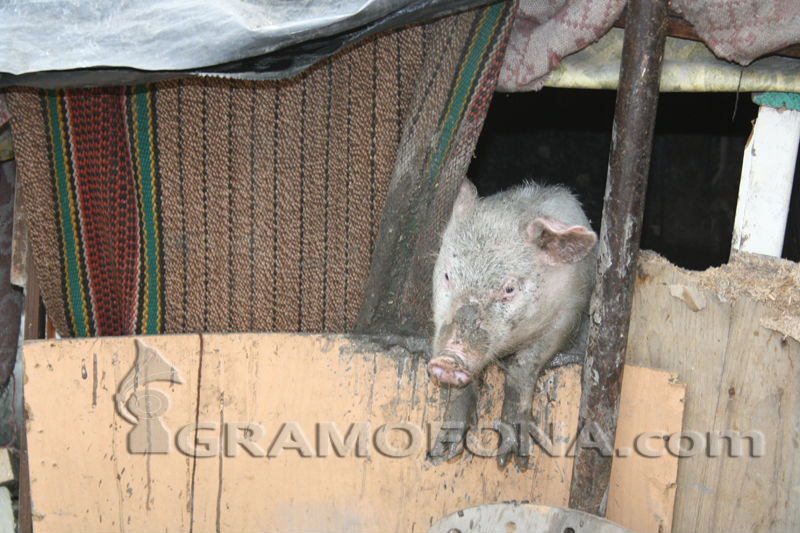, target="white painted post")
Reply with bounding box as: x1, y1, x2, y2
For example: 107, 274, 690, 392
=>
731, 97, 800, 258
